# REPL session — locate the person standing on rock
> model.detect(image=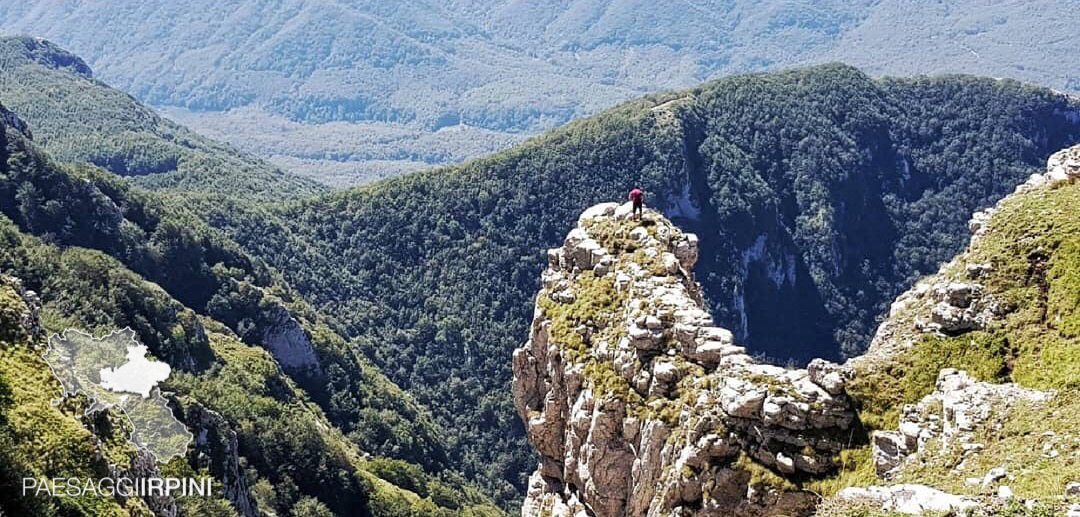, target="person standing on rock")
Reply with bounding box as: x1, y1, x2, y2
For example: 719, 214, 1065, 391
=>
629, 186, 644, 221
